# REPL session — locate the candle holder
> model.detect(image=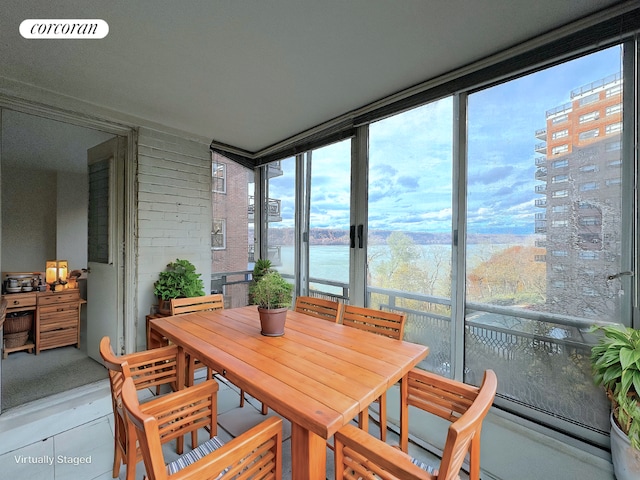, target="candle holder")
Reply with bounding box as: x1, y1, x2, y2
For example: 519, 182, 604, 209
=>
45, 260, 69, 291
